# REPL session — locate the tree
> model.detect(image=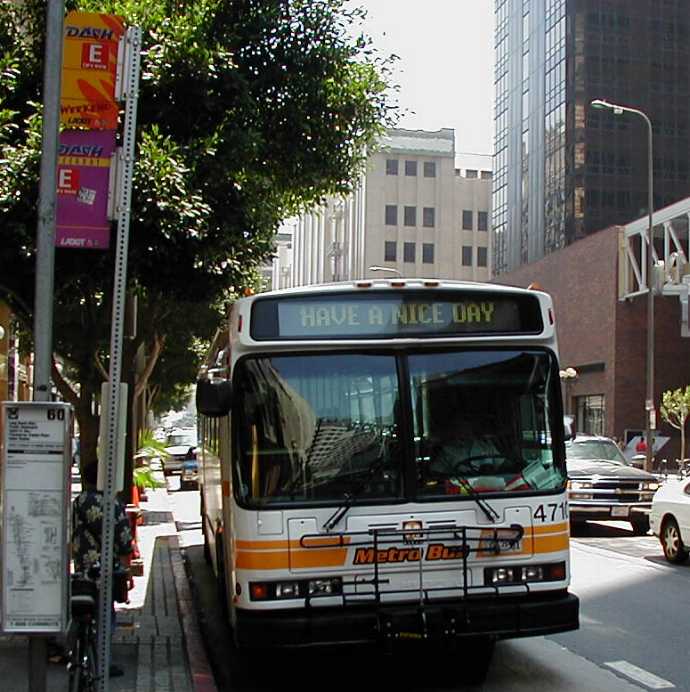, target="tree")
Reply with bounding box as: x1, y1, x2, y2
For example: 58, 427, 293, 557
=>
0, 0, 397, 468
660, 386, 690, 461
